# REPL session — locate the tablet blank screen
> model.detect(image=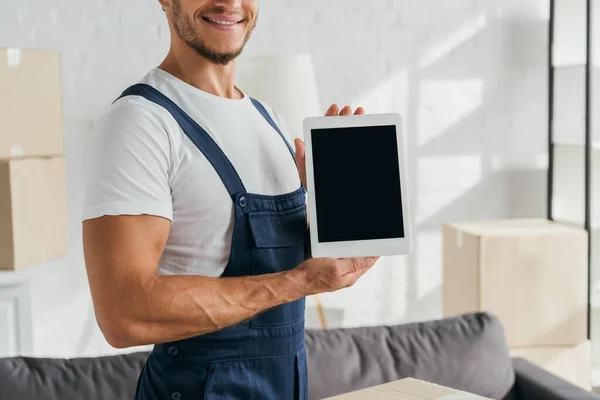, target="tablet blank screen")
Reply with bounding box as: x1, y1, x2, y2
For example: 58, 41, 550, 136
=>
311, 125, 405, 243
